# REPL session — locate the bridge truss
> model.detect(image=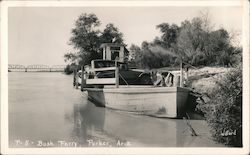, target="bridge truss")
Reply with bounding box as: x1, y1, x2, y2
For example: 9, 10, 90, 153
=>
8, 64, 66, 72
